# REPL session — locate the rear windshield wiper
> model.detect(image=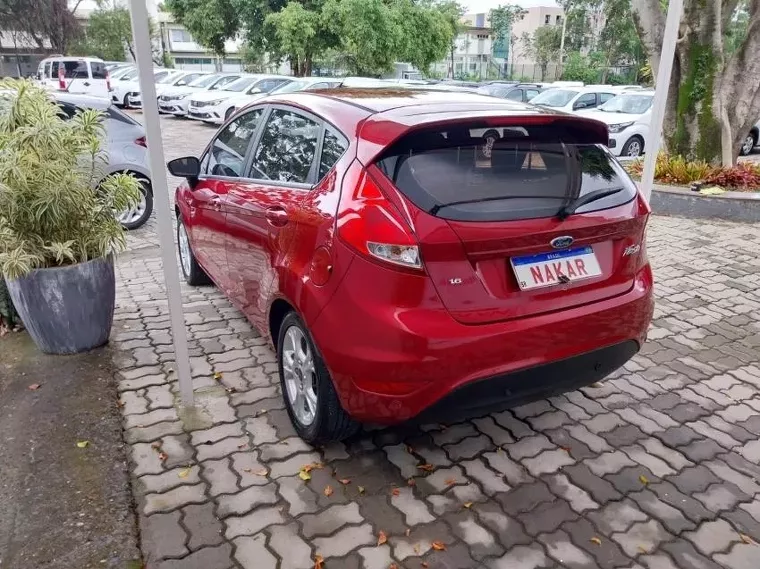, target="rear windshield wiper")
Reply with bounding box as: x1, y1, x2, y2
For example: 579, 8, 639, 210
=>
429, 194, 563, 215
557, 187, 625, 220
